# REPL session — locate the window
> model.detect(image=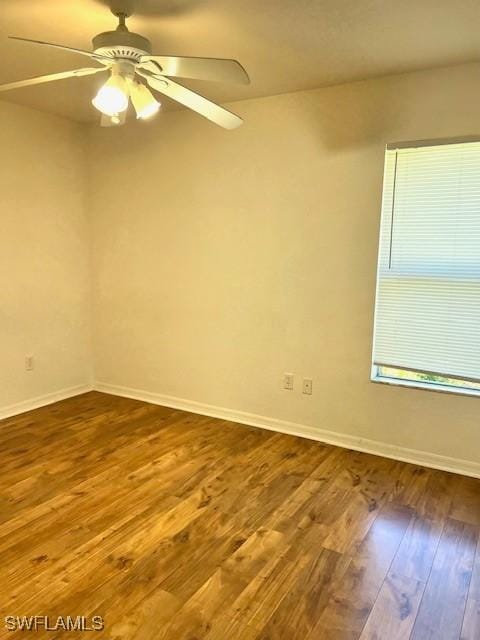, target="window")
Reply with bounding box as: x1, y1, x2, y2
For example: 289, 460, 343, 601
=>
372, 139, 480, 396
